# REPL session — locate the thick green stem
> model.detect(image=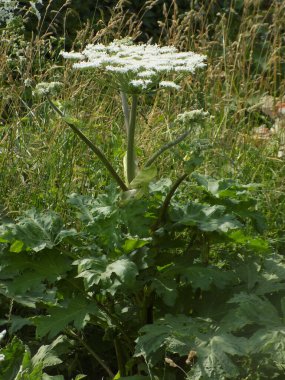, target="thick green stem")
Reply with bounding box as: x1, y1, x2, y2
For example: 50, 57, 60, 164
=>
145, 129, 191, 168
152, 173, 189, 230
127, 95, 138, 184
120, 91, 130, 134
47, 96, 128, 192
114, 337, 127, 377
